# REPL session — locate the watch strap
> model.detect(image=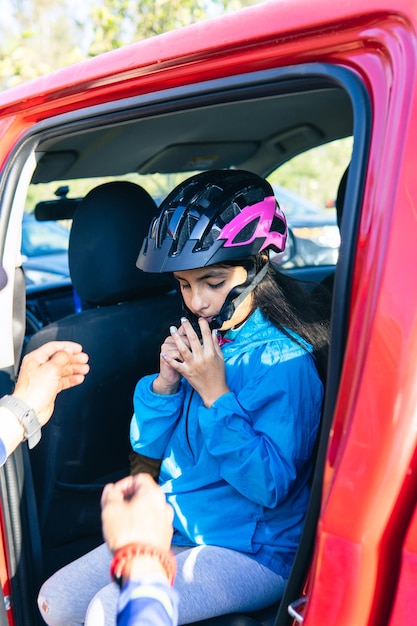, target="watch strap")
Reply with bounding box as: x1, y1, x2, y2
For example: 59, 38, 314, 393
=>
0, 395, 42, 449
